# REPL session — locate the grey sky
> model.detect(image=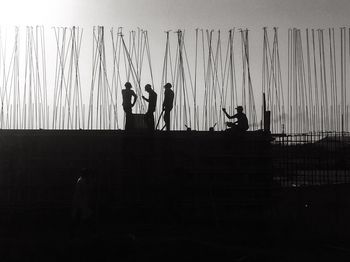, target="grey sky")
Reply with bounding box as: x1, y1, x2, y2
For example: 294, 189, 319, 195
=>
1, 0, 349, 28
